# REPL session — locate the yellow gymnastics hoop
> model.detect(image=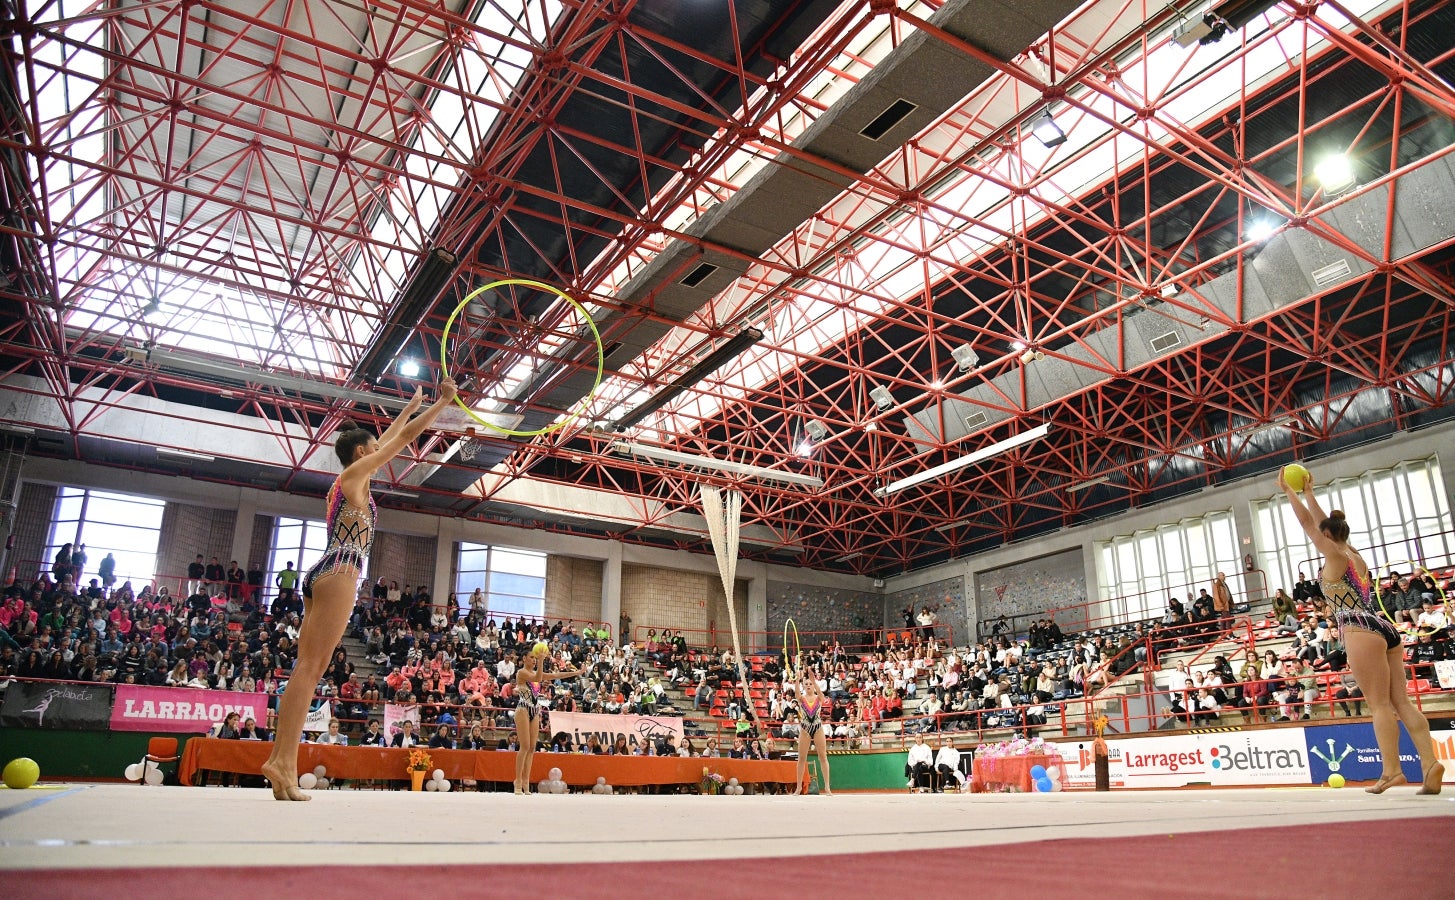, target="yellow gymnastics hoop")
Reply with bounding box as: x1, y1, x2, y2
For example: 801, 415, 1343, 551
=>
439, 278, 604, 438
